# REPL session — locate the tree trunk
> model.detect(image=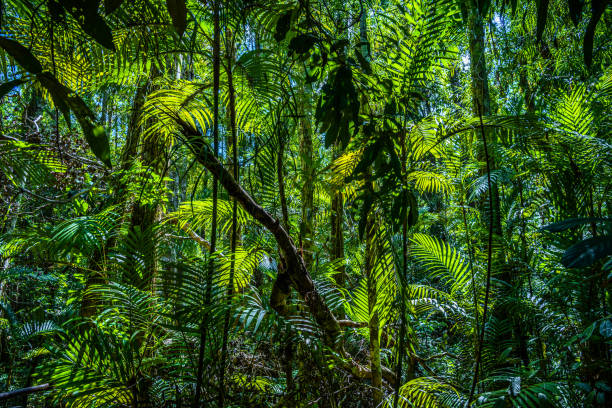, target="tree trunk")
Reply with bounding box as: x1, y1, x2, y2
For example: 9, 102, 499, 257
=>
464, 0, 513, 392
219, 29, 239, 408
126, 65, 165, 290
365, 212, 383, 406
193, 0, 221, 404
331, 174, 345, 286
298, 79, 315, 270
